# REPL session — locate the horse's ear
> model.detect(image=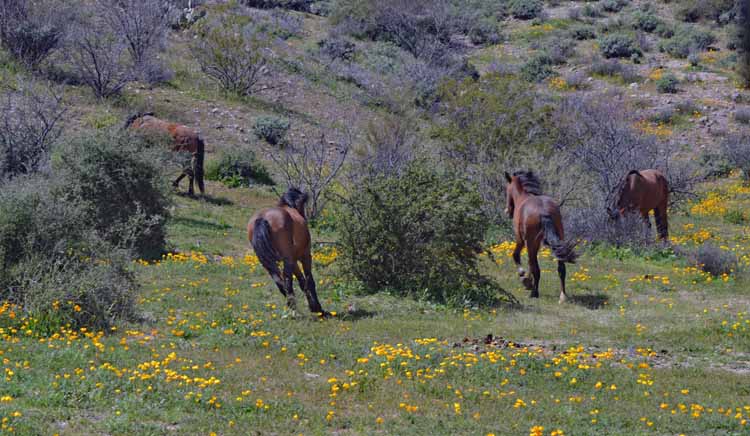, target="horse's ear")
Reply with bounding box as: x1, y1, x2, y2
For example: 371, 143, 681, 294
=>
504, 172, 512, 183
627, 170, 642, 178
